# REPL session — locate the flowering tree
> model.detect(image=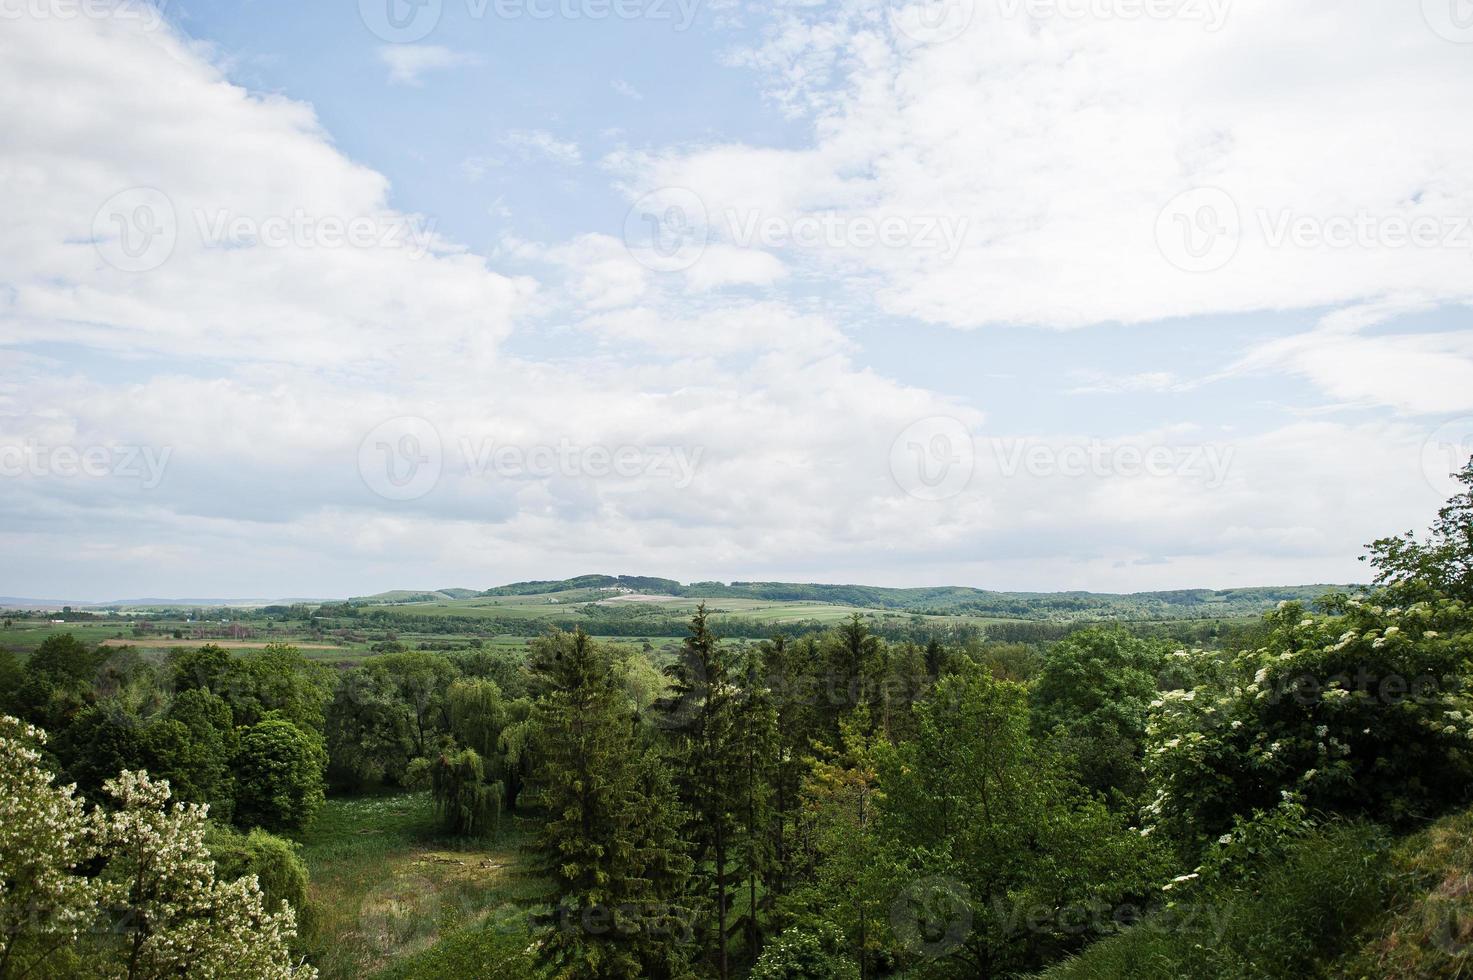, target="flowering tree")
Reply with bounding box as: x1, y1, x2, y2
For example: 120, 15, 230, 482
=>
1143, 598, 1473, 842
0, 715, 315, 980
0, 715, 105, 979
